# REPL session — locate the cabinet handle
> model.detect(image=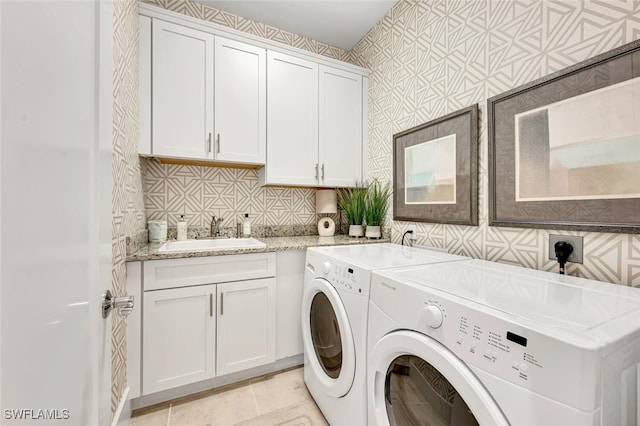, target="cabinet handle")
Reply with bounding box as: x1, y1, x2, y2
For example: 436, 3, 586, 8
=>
210, 293, 213, 317
315, 163, 319, 181
321, 164, 325, 180
208, 133, 212, 153
216, 134, 220, 154
220, 292, 224, 316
